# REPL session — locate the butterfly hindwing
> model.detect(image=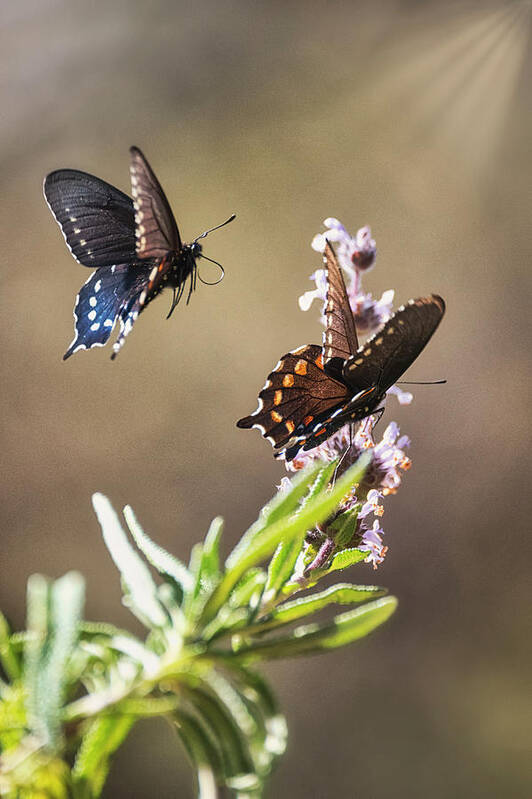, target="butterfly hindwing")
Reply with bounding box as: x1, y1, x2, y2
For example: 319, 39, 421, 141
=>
236, 344, 349, 449
343, 295, 445, 392
43, 170, 136, 268
322, 241, 359, 374
64, 262, 155, 360
129, 146, 181, 259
